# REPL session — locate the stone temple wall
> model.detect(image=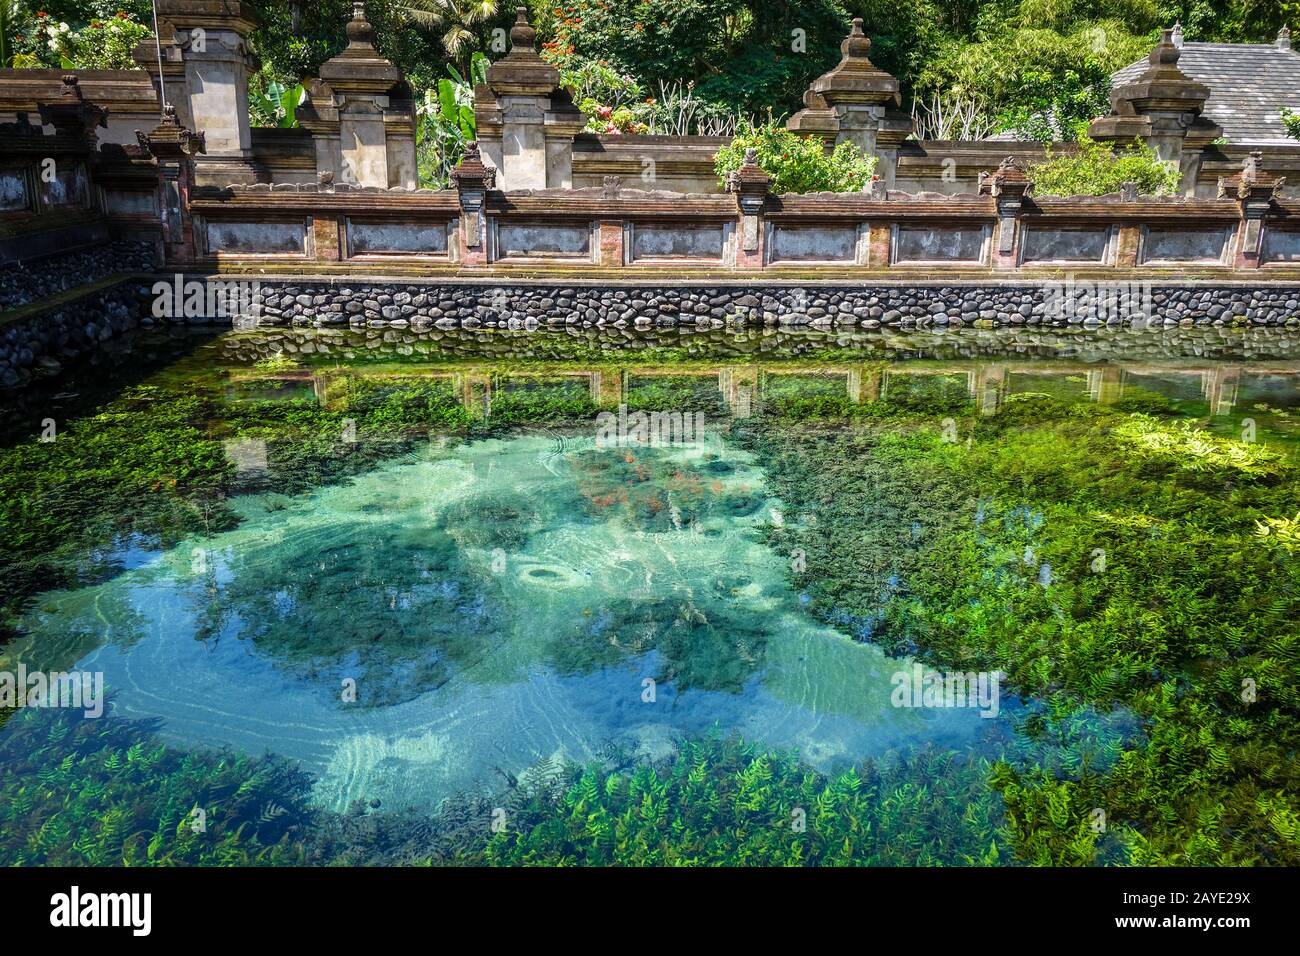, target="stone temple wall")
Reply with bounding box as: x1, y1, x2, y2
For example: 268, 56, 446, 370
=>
229, 280, 1300, 330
